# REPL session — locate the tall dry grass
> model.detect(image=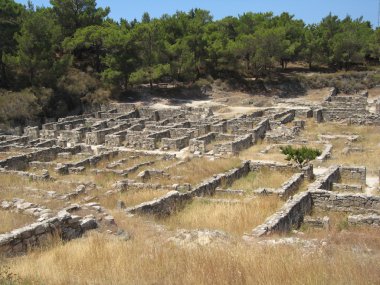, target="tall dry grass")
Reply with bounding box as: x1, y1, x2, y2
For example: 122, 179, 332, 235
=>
0, 174, 68, 209
158, 196, 283, 236
302, 120, 380, 174
98, 189, 170, 209
0, 210, 35, 234
151, 157, 242, 185
7, 230, 380, 285
229, 169, 292, 192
